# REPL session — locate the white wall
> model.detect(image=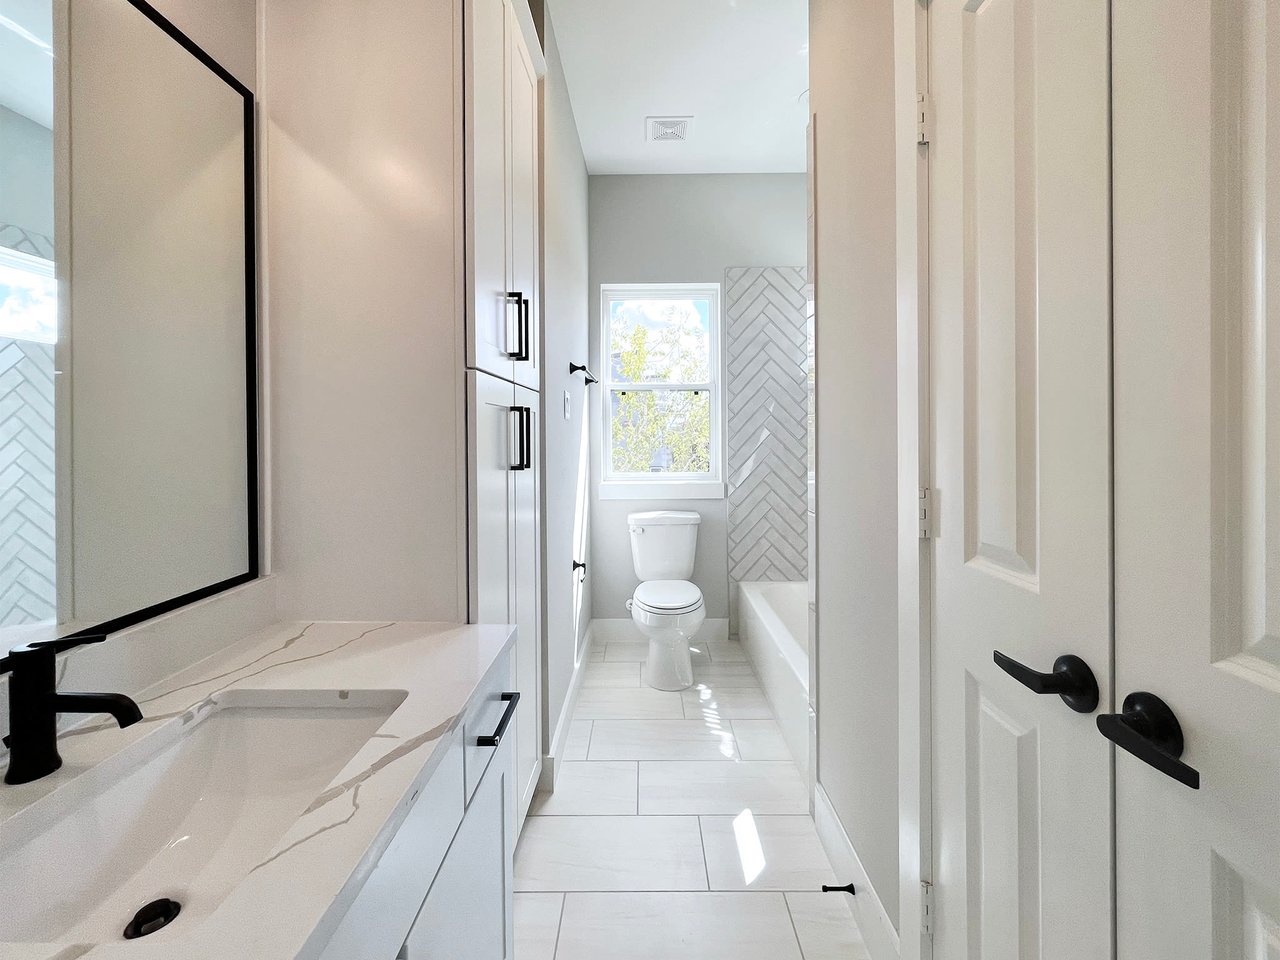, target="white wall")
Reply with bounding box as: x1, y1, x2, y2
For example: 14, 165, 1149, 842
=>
0, 106, 53, 240
587, 173, 807, 618
539, 7, 591, 750
147, 0, 258, 91
263, 0, 467, 621
812, 0, 901, 934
